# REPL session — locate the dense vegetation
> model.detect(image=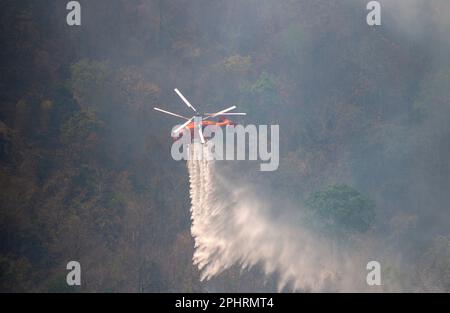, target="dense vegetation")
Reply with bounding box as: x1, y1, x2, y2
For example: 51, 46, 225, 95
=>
305, 184, 375, 239
0, 0, 449, 292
